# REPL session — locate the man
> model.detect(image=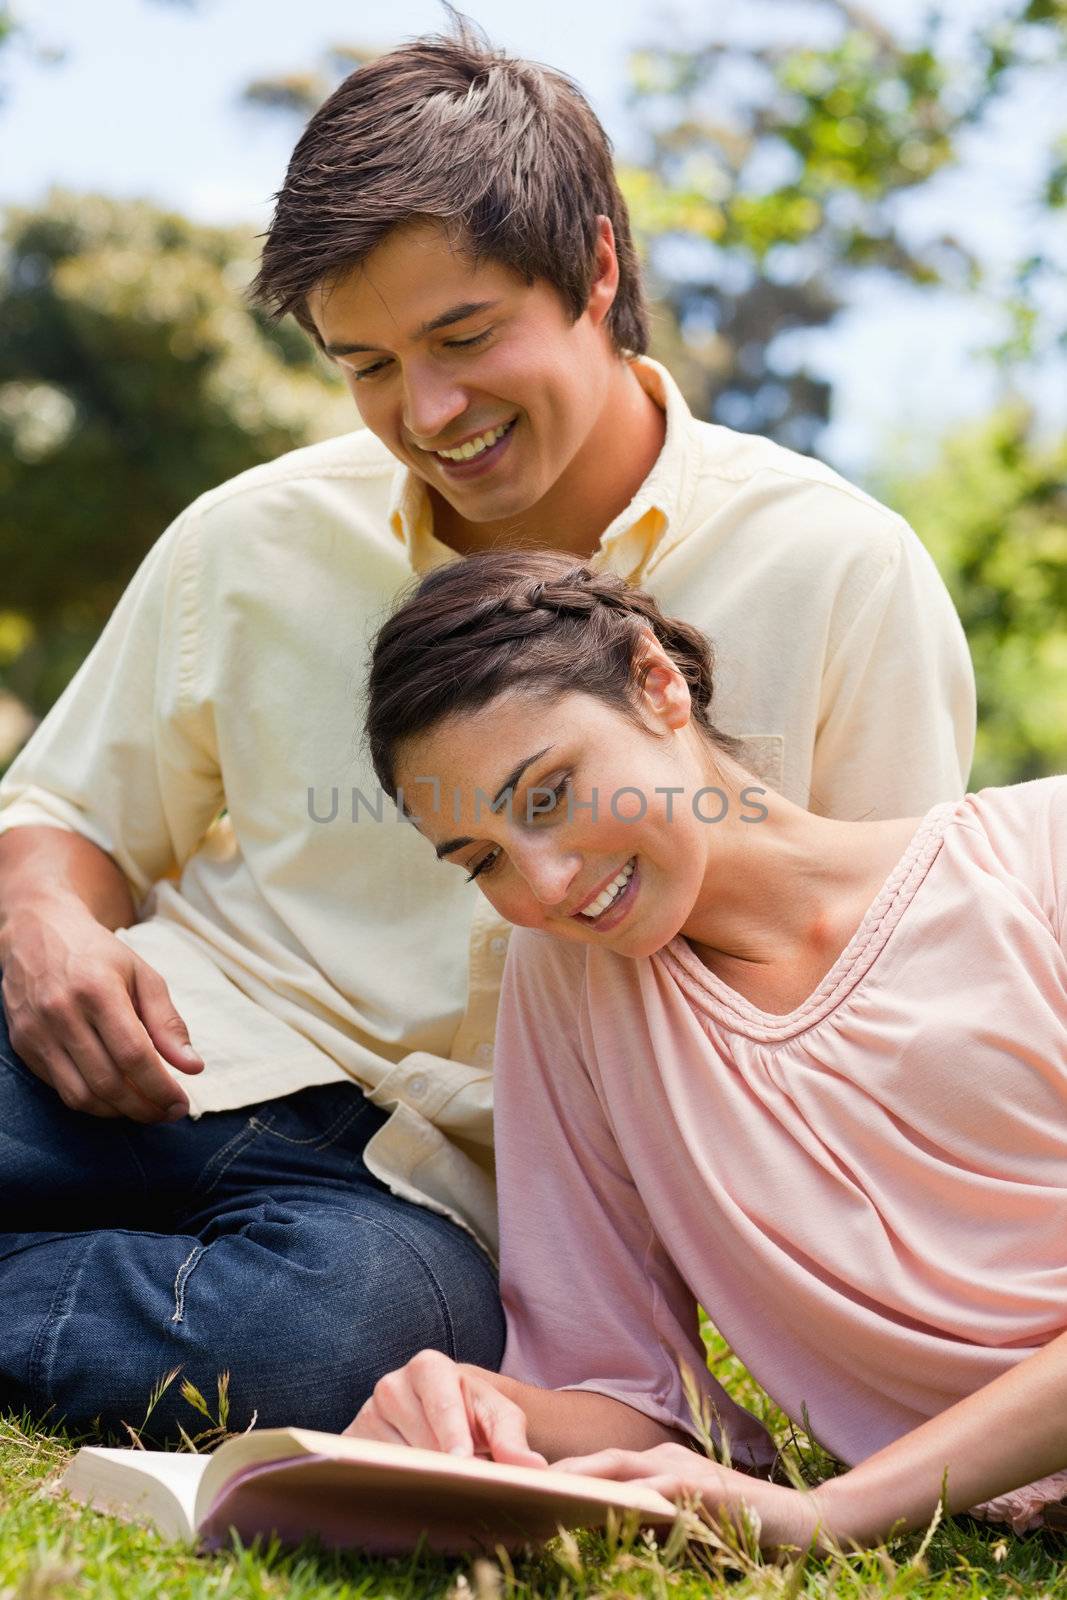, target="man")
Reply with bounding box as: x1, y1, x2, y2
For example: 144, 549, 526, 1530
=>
0, 22, 974, 1444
